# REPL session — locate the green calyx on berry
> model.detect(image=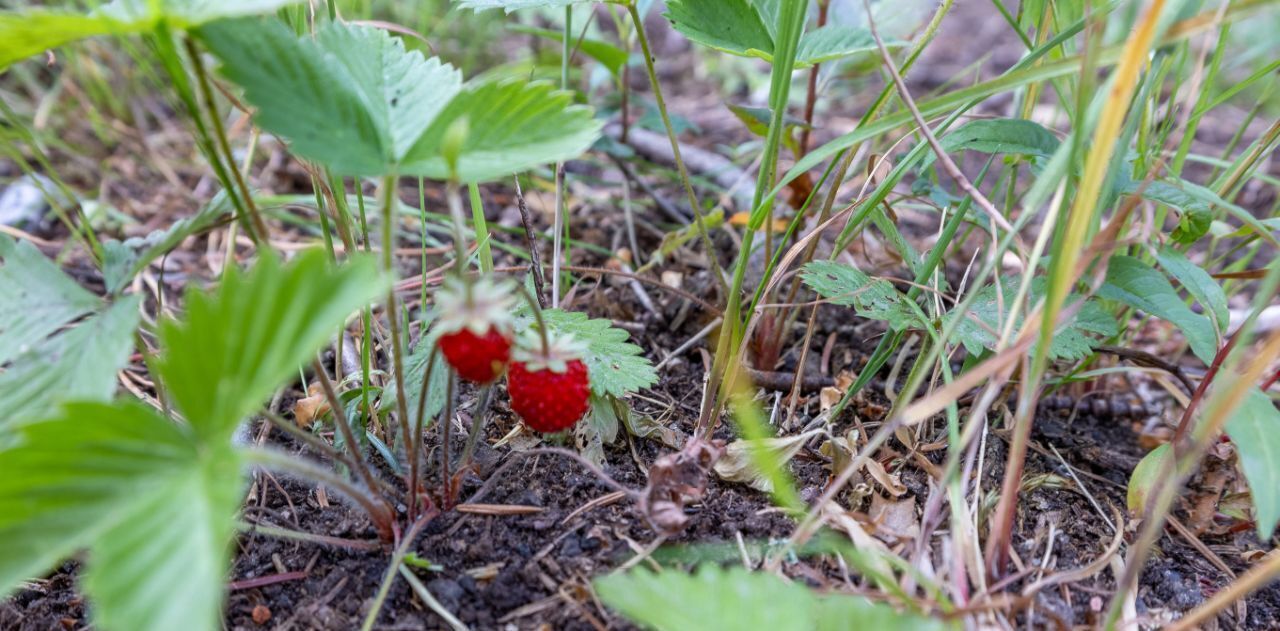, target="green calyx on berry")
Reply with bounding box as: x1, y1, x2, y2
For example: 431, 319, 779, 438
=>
433, 277, 515, 338
511, 329, 588, 373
